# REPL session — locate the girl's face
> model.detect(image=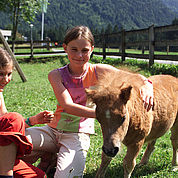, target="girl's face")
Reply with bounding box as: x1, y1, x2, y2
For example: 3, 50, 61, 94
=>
0, 65, 13, 92
63, 38, 94, 67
